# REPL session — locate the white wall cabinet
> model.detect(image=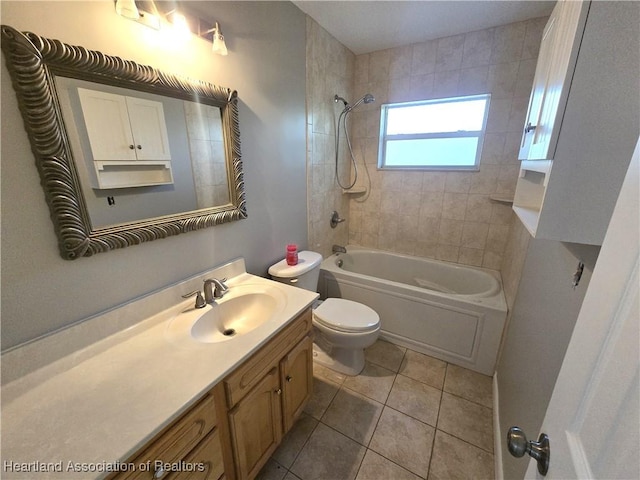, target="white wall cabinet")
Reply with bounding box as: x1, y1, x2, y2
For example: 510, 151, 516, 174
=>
513, 0, 639, 245
77, 88, 173, 189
